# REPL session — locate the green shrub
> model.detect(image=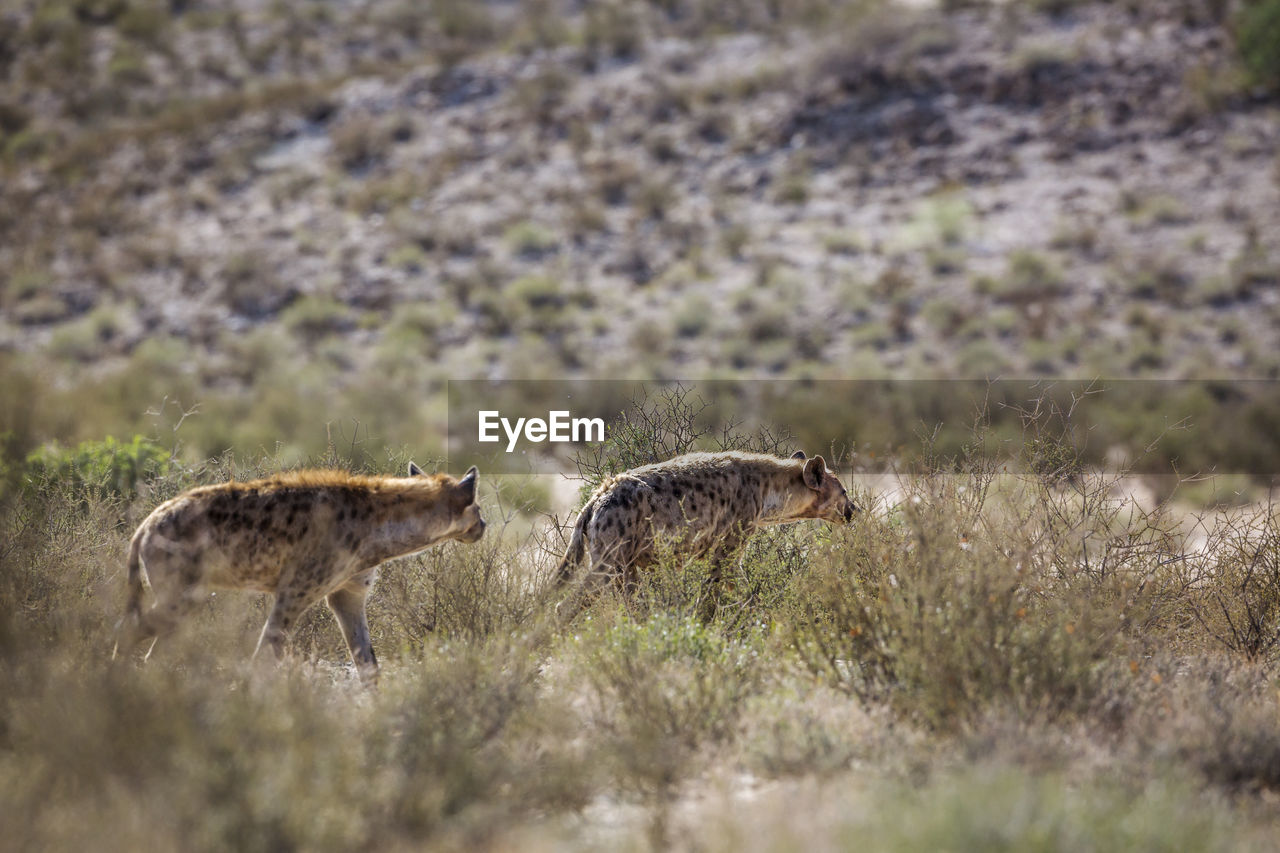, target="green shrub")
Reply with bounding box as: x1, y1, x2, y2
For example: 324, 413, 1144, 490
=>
24, 434, 171, 499
910, 191, 973, 247
1234, 0, 1280, 91
673, 293, 713, 337
503, 221, 559, 259
280, 296, 355, 344
506, 275, 566, 311
107, 43, 151, 85
116, 0, 170, 44
573, 610, 763, 795
992, 250, 1066, 303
